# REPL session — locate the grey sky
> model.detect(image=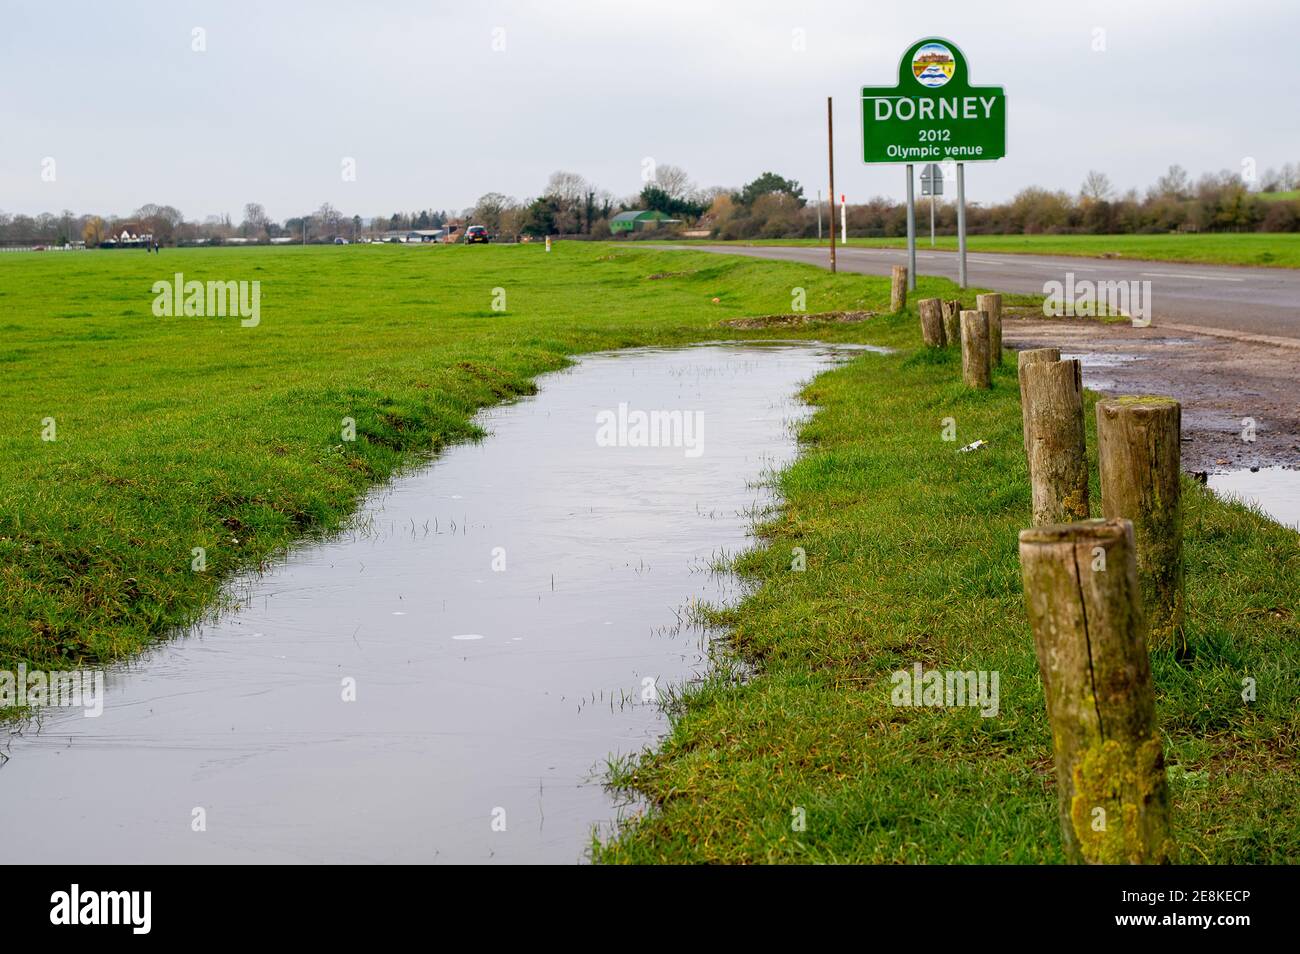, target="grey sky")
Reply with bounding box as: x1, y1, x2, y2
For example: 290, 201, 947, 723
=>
3, 0, 1296, 221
